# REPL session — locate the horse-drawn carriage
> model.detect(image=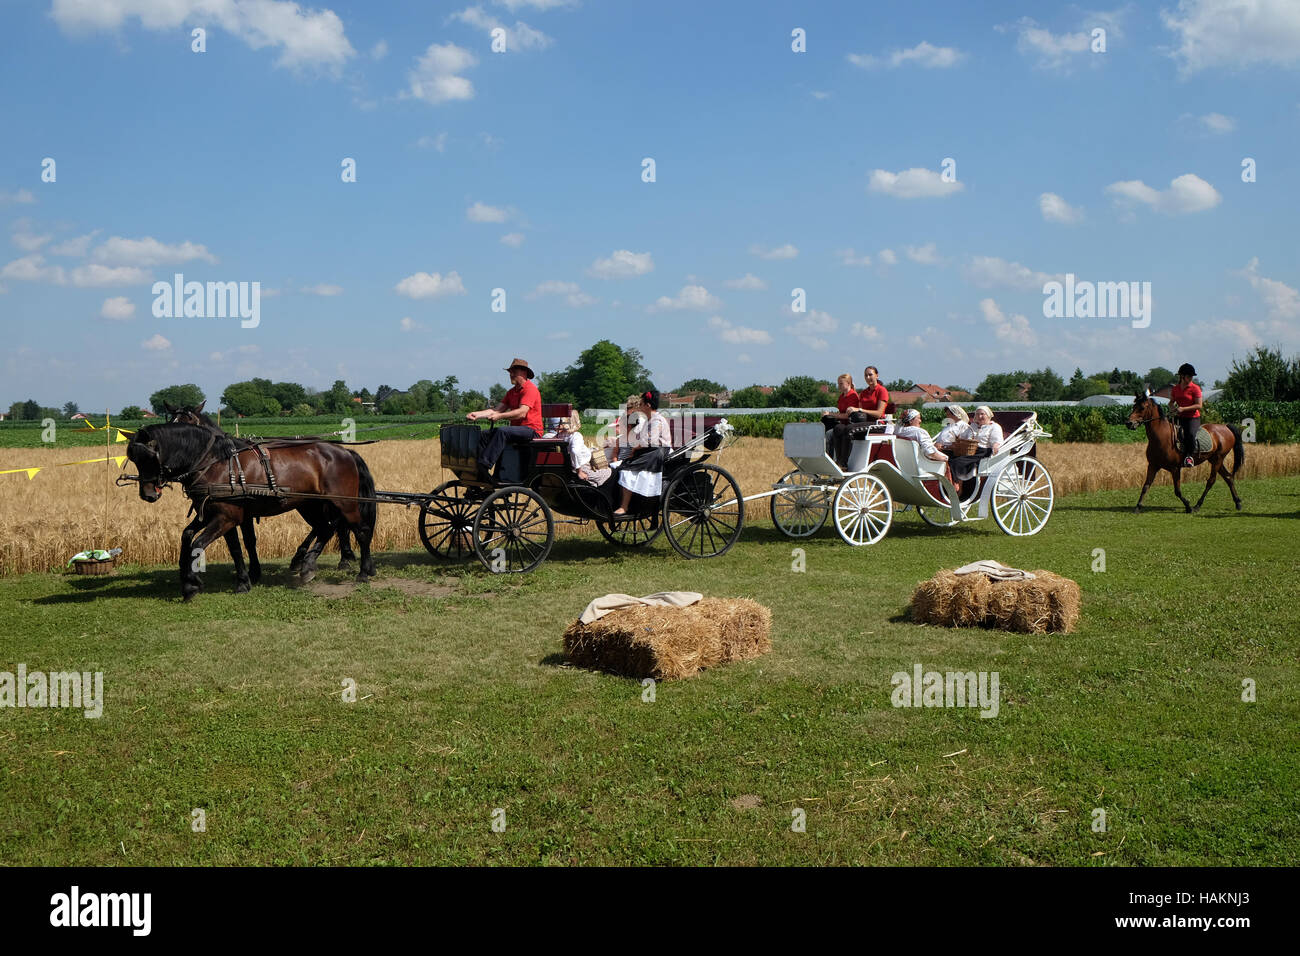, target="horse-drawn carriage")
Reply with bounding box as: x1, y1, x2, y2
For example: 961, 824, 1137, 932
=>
757, 411, 1054, 544
414, 404, 745, 573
